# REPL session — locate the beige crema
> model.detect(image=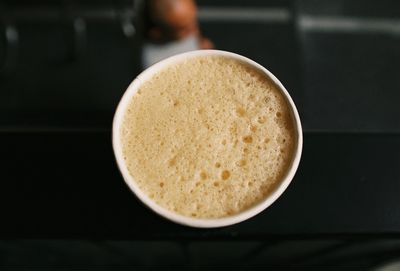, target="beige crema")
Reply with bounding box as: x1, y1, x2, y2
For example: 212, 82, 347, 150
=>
121, 55, 295, 218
